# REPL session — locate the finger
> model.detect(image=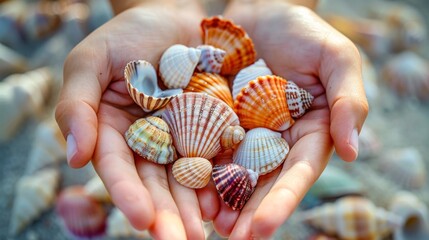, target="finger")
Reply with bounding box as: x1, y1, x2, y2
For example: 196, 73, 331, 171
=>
213, 200, 240, 238
196, 181, 220, 221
